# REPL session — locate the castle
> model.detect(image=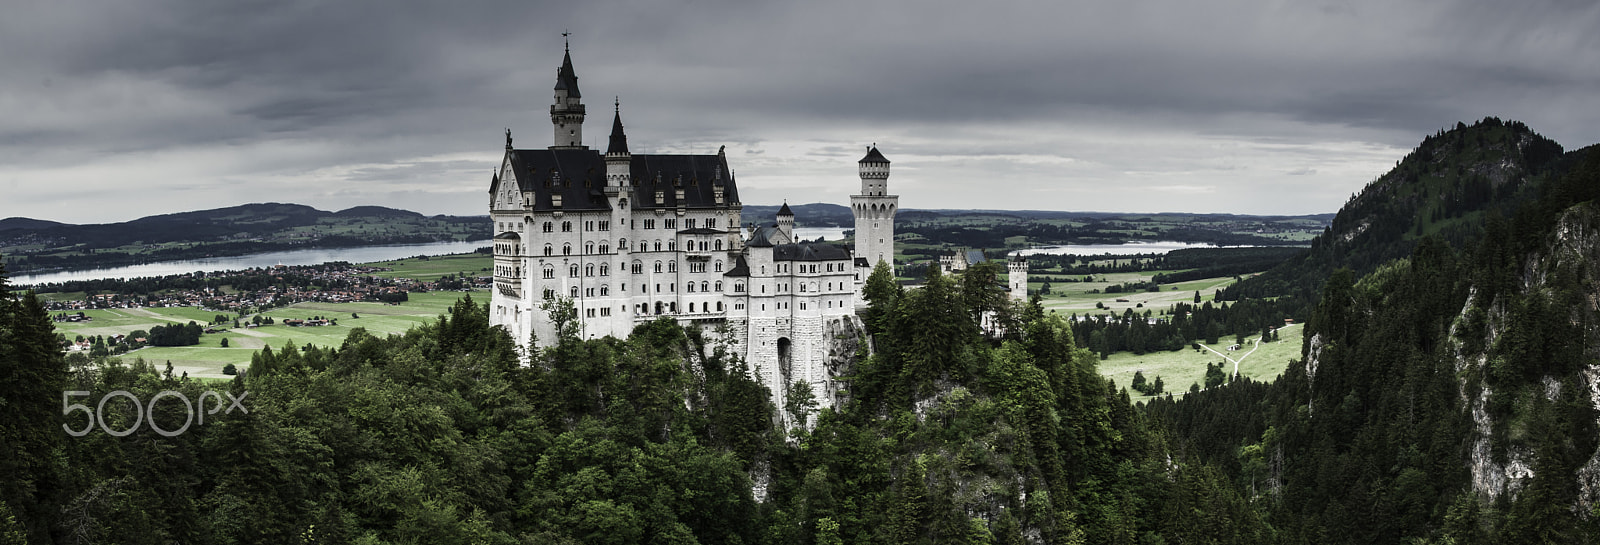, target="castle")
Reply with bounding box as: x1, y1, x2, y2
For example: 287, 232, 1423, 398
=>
488, 46, 1018, 420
